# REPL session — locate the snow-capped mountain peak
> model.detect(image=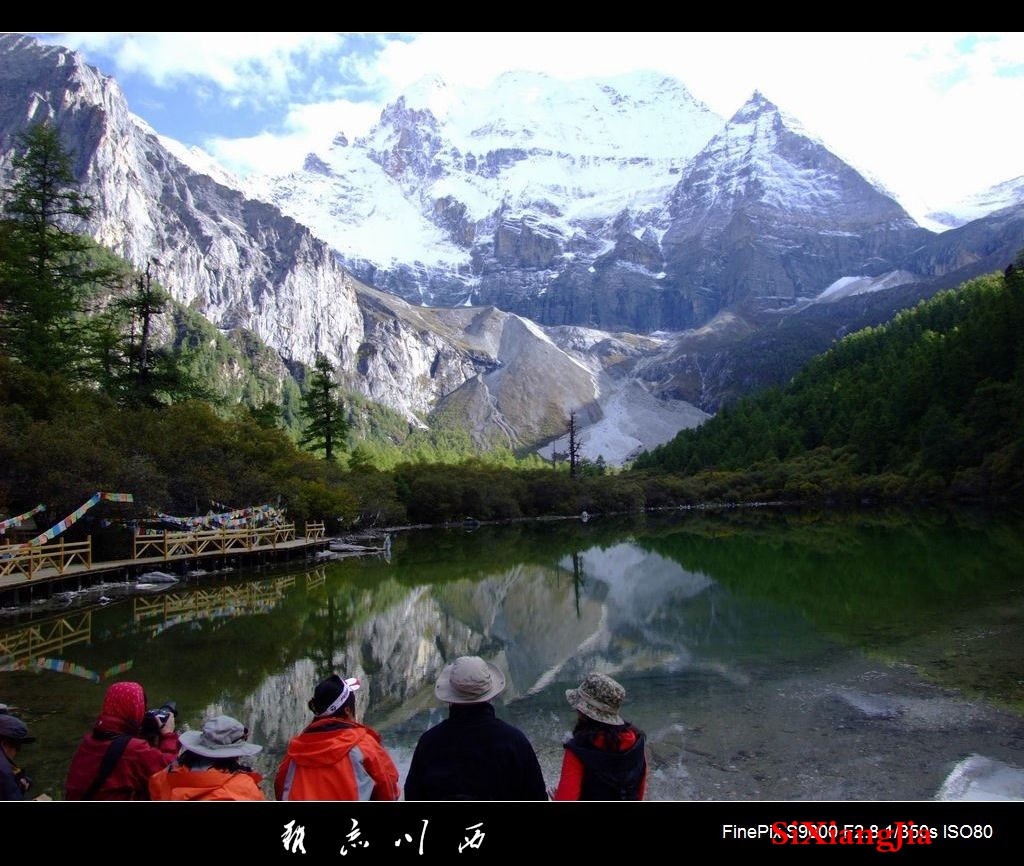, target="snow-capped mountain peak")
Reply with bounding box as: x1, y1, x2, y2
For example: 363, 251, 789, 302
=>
659, 89, 928, 324
670, 90, 918, 224
251, 70, 725, 313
